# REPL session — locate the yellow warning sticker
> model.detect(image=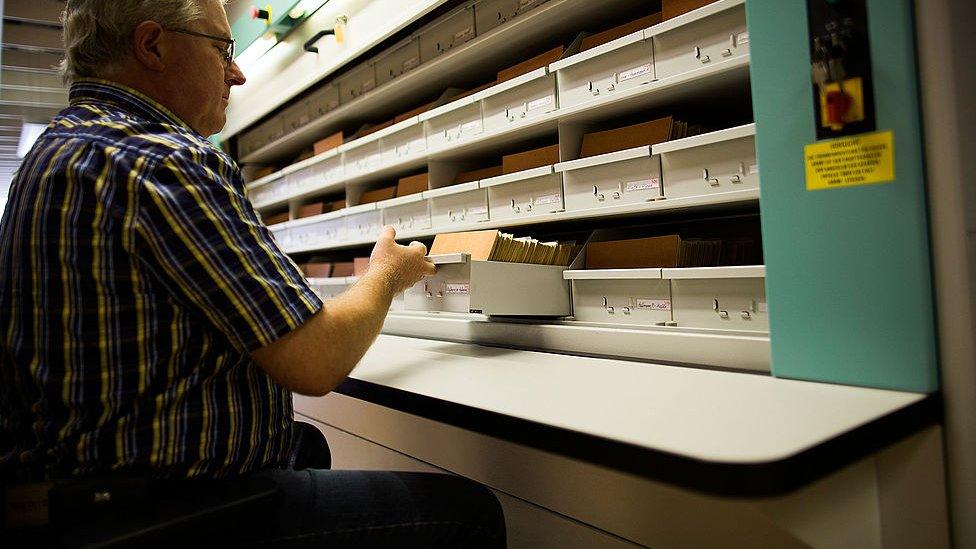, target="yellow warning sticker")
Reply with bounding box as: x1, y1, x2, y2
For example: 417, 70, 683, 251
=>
805, 131, 895, 191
